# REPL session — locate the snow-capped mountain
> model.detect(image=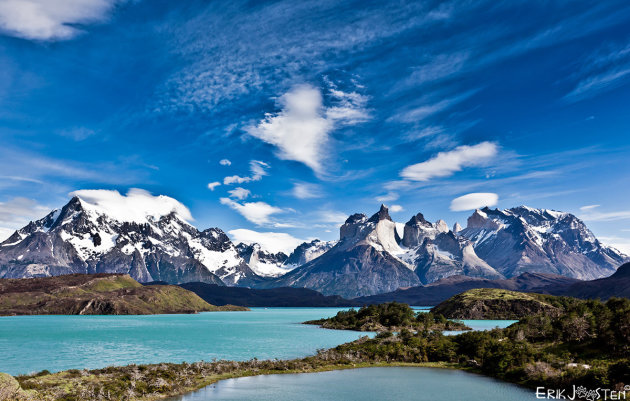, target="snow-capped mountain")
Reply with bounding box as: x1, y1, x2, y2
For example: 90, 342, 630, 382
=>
2, 191, 625, 296
268, 205, 422, 298
400, 213, 502, 284
236, 243, 289, 278
459, 206, 627, 280
0, 192, 259, 286
236, 239, 336, 278
284, 239, 336, 267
